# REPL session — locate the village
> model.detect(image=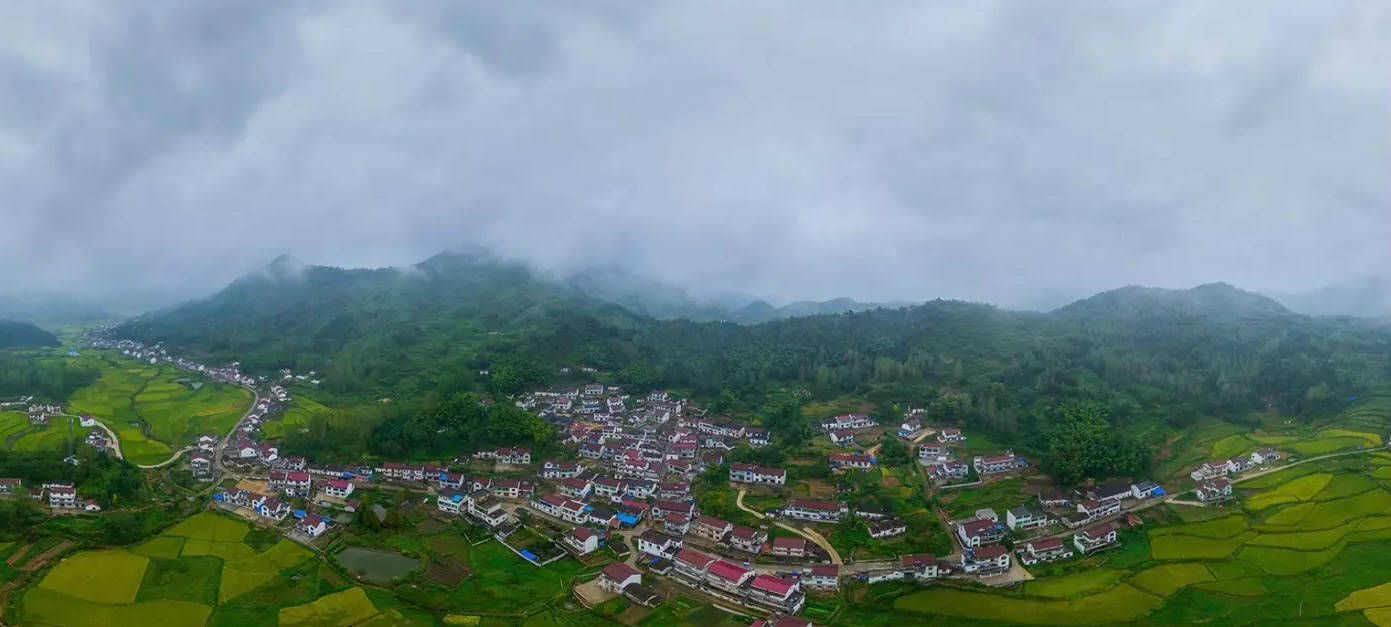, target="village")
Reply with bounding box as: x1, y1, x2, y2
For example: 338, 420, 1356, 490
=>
2, 339, 1328, 627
